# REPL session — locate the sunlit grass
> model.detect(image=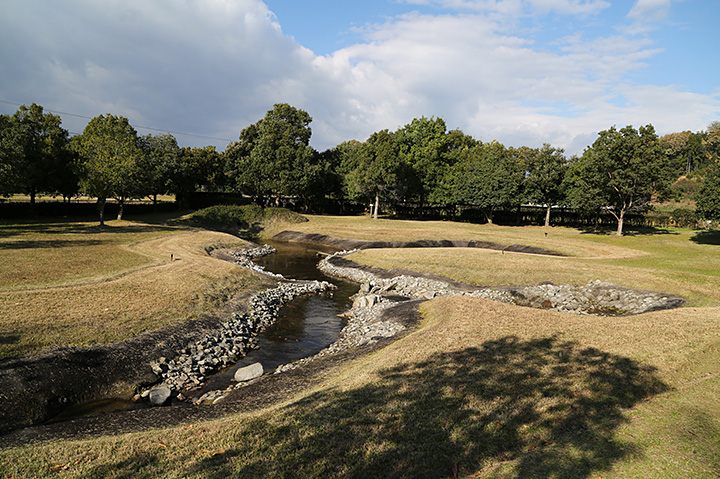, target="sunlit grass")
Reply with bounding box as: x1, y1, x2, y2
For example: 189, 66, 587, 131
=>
0, 218, 264, 359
